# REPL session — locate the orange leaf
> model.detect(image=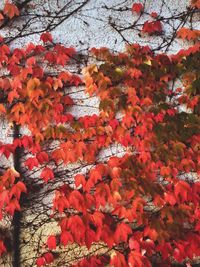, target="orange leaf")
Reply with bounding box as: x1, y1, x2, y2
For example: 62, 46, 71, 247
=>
0, 104, 6, 113
177, 27, 200, 41
75, 174, 86, 187
26, 56, 36, 66
0, 13, 4, 20
160, 166, 171, 177
58, 71, 71, 82
62, 95, 74, 105
8, 90, 19, 104
144, 226, 158, 241
10, 181, 27, 199
89, 169, 102, 184
174, 181, 191, 202
191, 0, 200, 9
164, 192, 177, 206
5, 199, 20, 215
3, 2, 19, 19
